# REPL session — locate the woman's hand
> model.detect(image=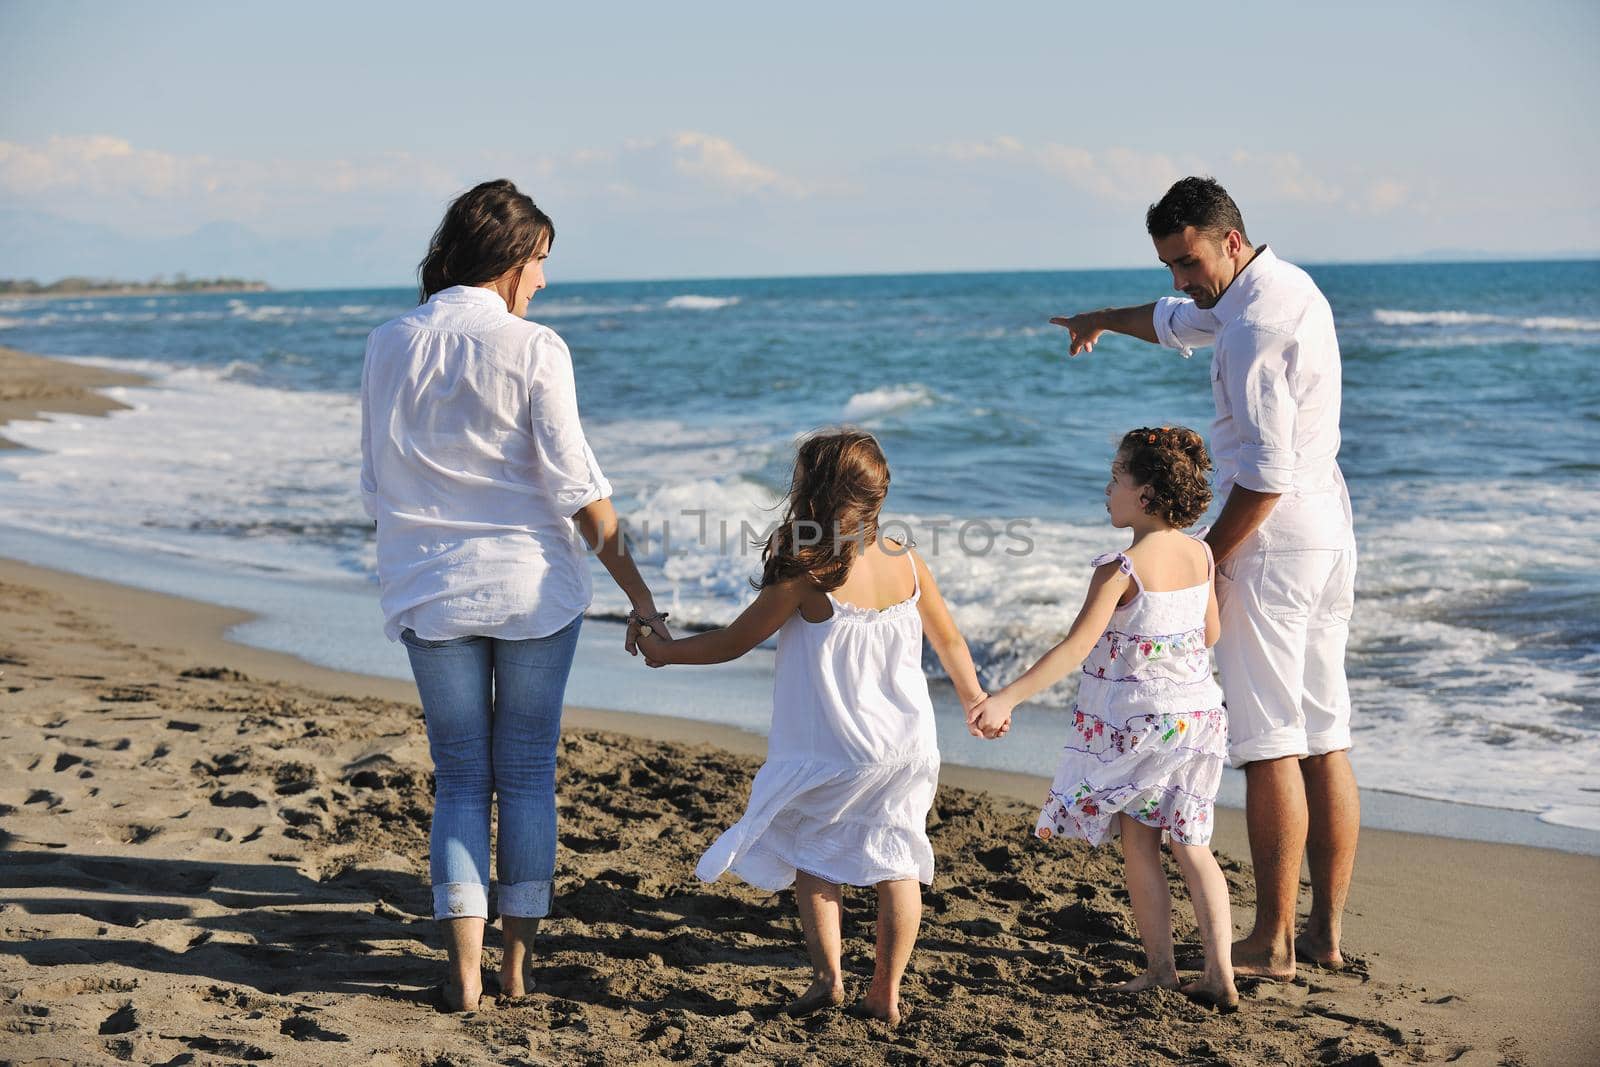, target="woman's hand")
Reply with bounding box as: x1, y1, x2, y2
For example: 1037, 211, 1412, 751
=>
967, 691, 1016, 740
